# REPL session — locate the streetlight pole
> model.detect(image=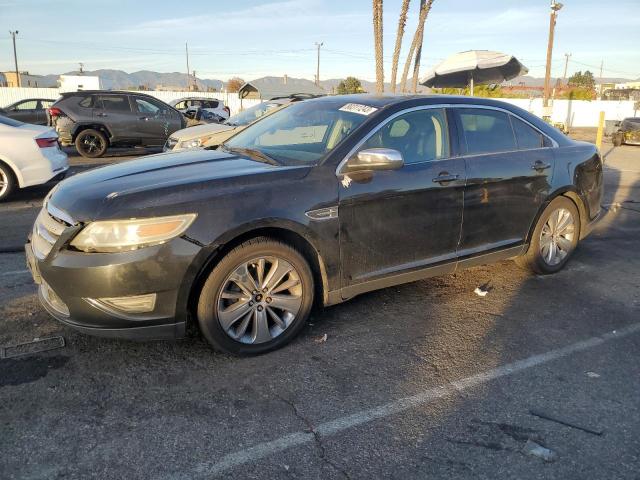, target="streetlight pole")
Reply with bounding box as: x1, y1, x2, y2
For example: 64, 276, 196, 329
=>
543, 1, 563, 110
9, 30, 20, 87
315, 42, 323, 86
